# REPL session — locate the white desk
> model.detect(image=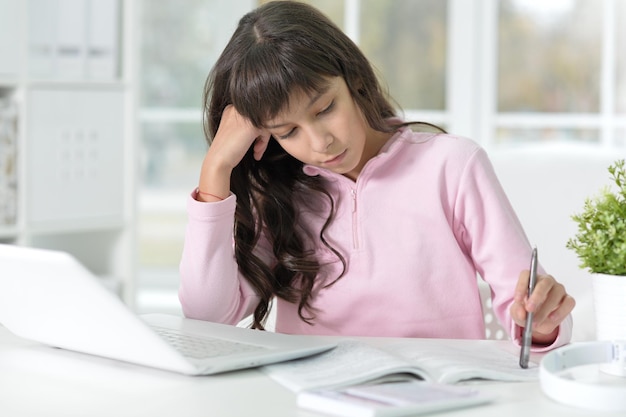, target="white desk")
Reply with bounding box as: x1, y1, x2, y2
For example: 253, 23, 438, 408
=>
0, 325, 622, 417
